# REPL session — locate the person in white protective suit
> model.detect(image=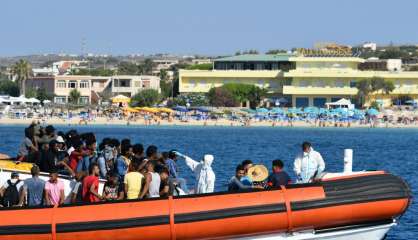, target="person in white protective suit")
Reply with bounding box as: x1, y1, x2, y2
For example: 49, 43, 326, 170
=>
174, 152, 215, 194
294, 141, 325, 183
